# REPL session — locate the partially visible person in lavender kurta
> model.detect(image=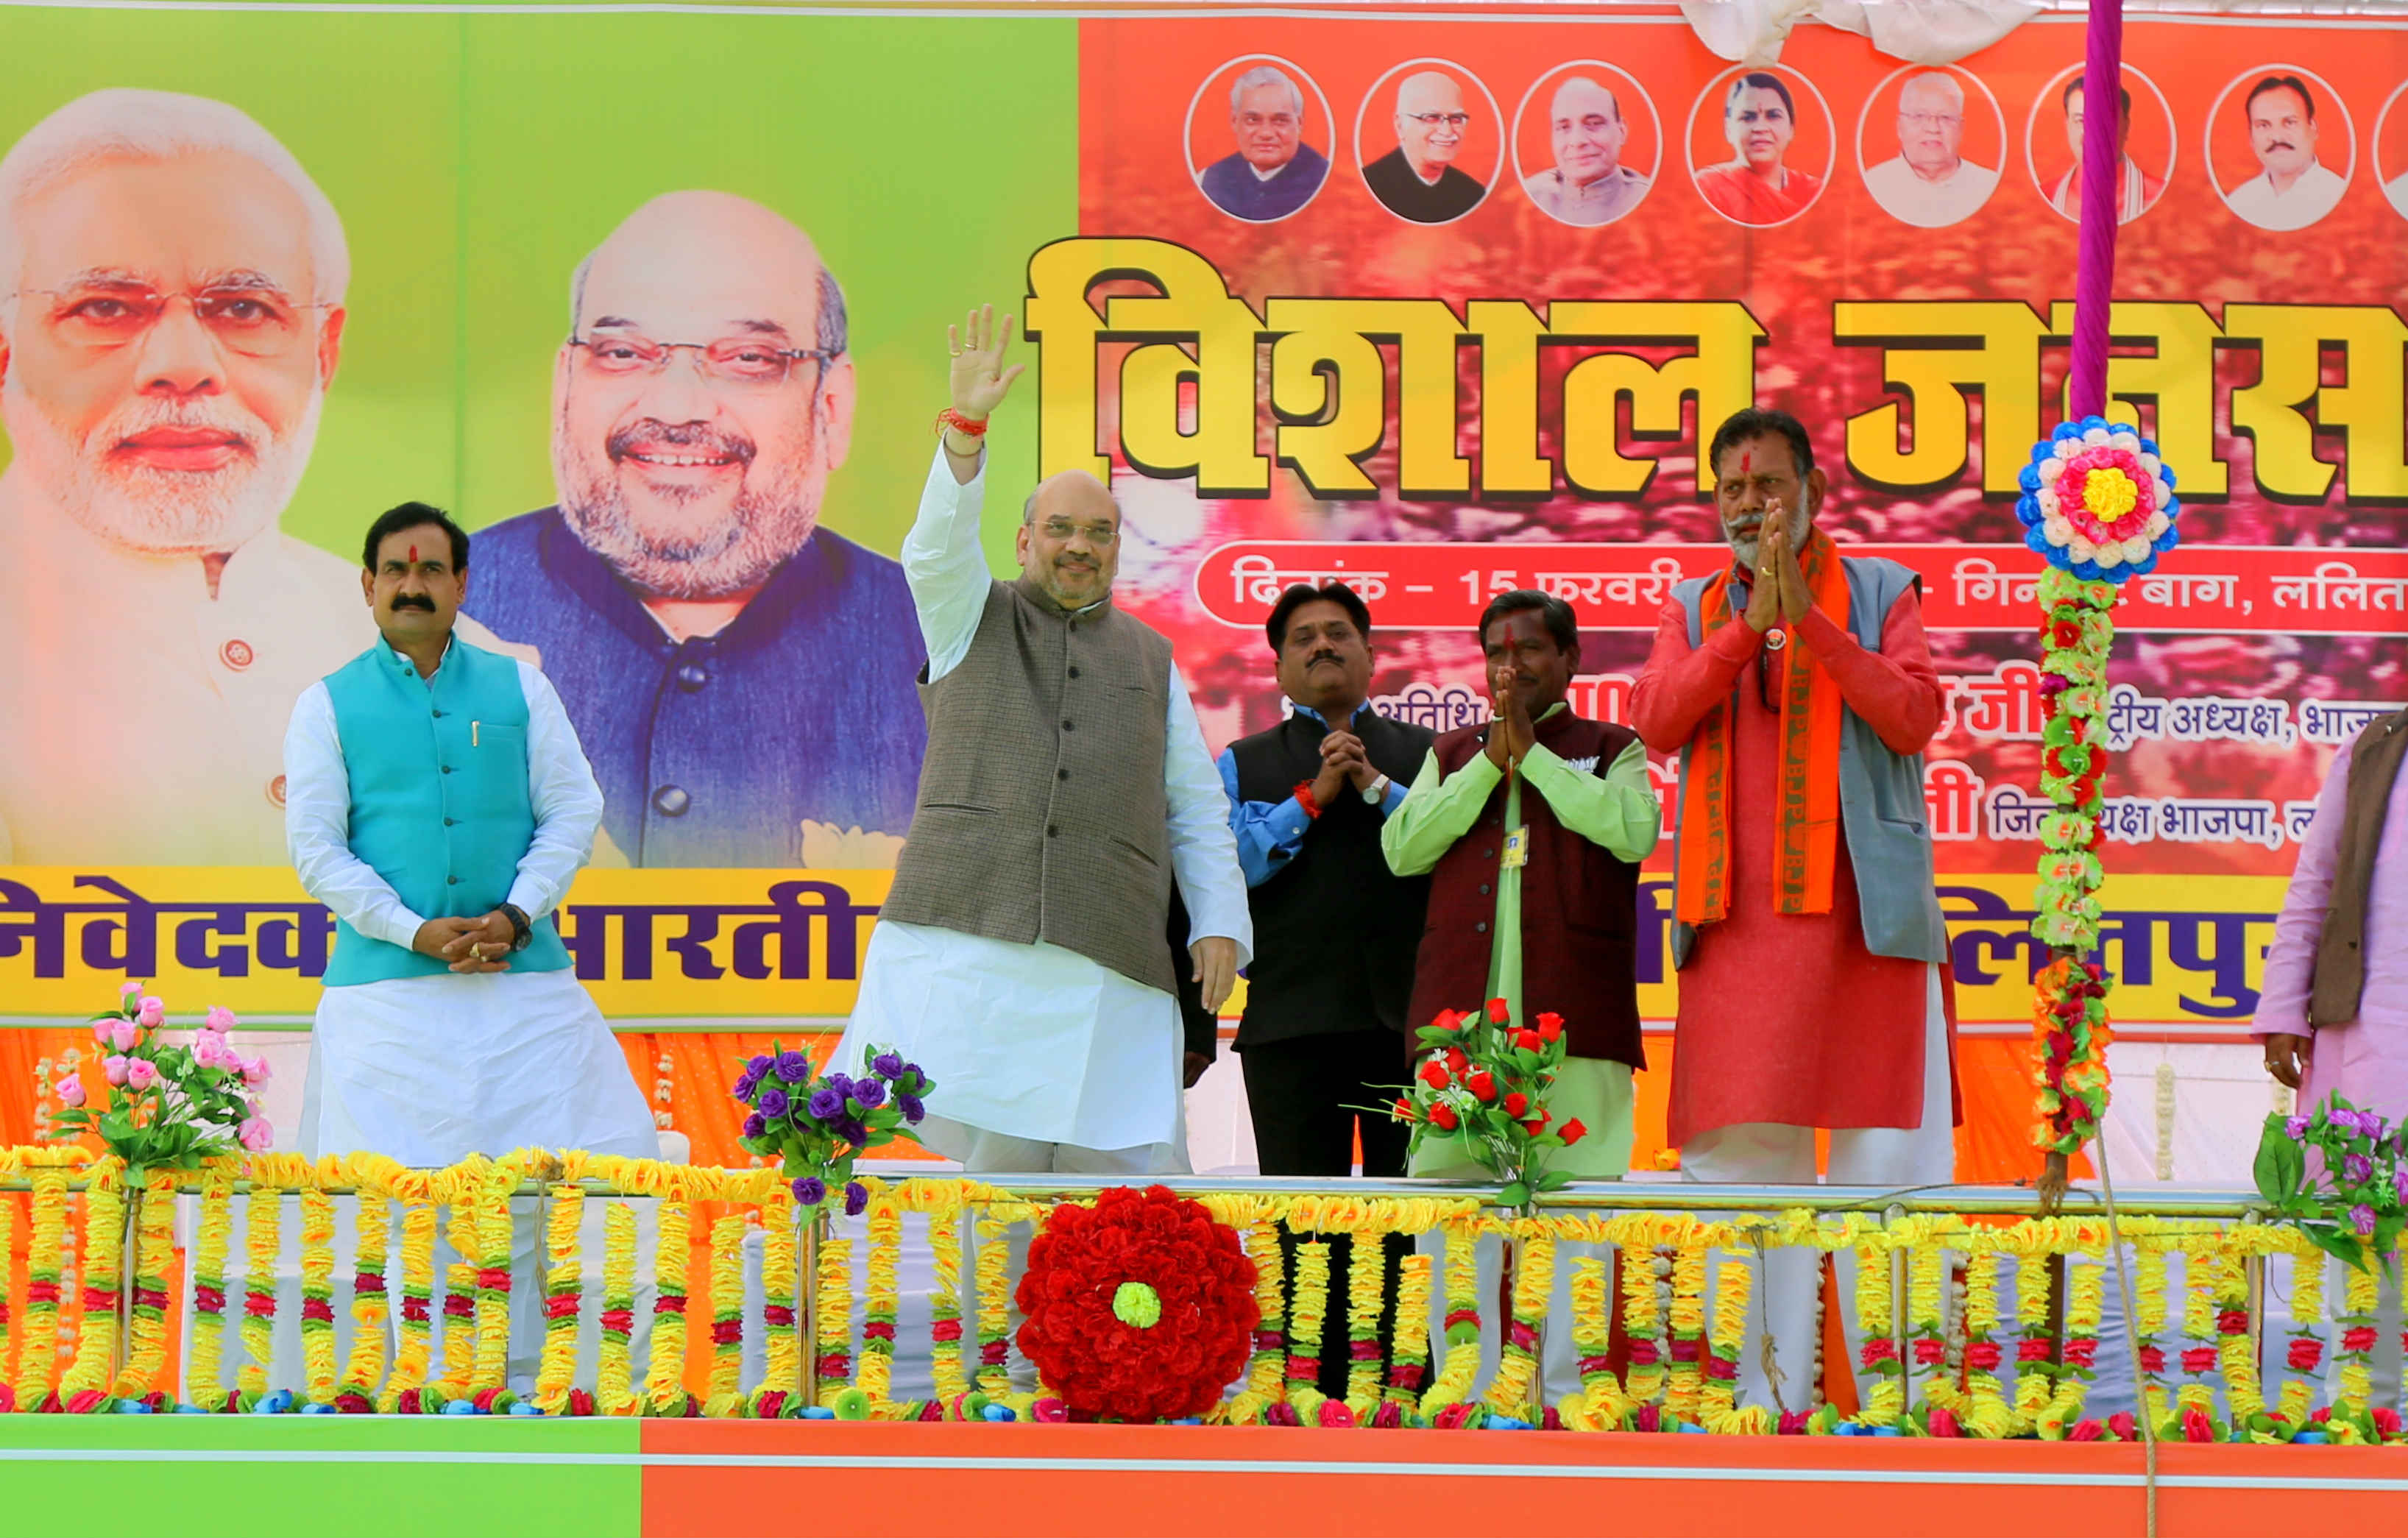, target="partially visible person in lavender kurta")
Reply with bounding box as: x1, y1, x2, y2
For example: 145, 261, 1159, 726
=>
2256, 708, 2407, 1404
